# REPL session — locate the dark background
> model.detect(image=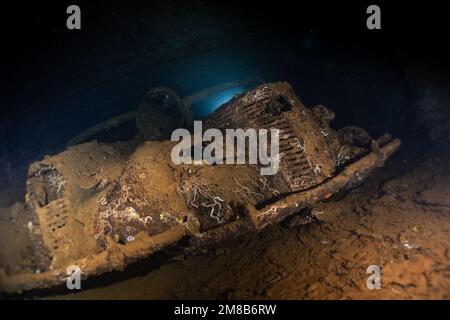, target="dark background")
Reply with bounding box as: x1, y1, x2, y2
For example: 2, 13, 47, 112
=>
1, 0, 449, 202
